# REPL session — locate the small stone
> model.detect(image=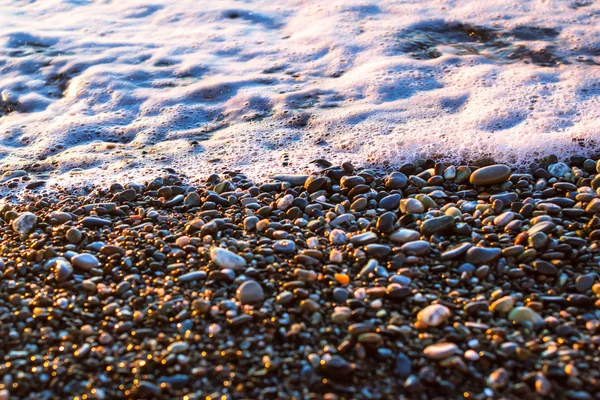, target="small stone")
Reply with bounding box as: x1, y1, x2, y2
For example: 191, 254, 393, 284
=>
400, 240, 430, 256
465, 247, 501, 265
548, 162, 570, 178
424, 343, 458, 360
184, 192, 201, 206
401, 198, 424, 214
210, 247, 246, 269
236, 280, 264, 305
273, 239, 295, 253
321, 354, 352, 379
494, 211, 514, 227
576, 274, 595, 292
66, 227, 83, 244
277, 194, 294, 210
487, 368, 509, 389
390, 228, 420, 244
393, 352, 412, 378
329, 229, 347, 245
489, 296, 515, 313
417, 304, 451, 327
72, 253, 100, 271
351, 232, 378, 246
420, 215, 454, 236
385, 172, 407, 189
11, 212, 36, 234
586, 198, 600, 214
379, 194, 401, 211
508, 307, 544, 325
470, 165, 511, 185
